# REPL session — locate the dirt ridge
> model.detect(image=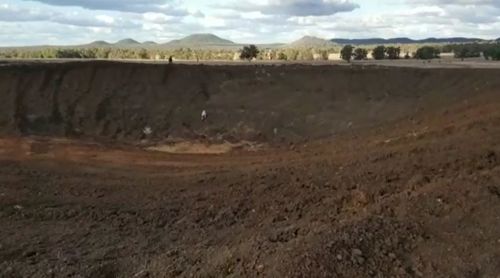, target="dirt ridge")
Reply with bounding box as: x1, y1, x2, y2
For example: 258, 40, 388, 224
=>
1, 61, 499, 143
